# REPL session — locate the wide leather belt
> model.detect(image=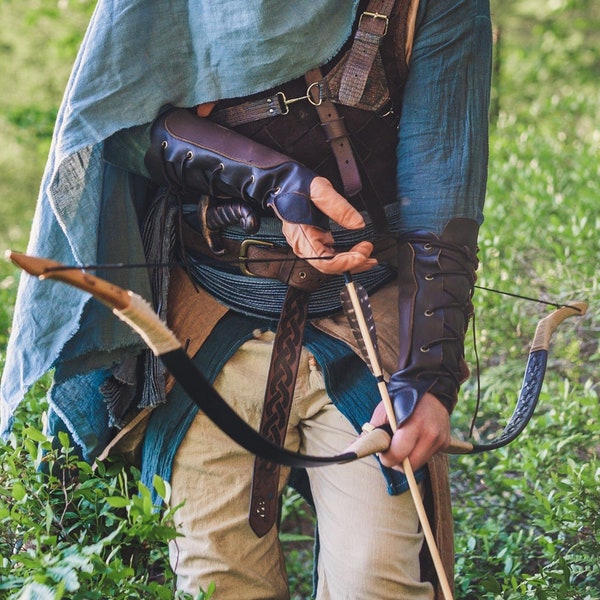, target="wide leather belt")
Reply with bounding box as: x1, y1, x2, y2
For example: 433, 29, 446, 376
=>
180, 219, 329, 292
